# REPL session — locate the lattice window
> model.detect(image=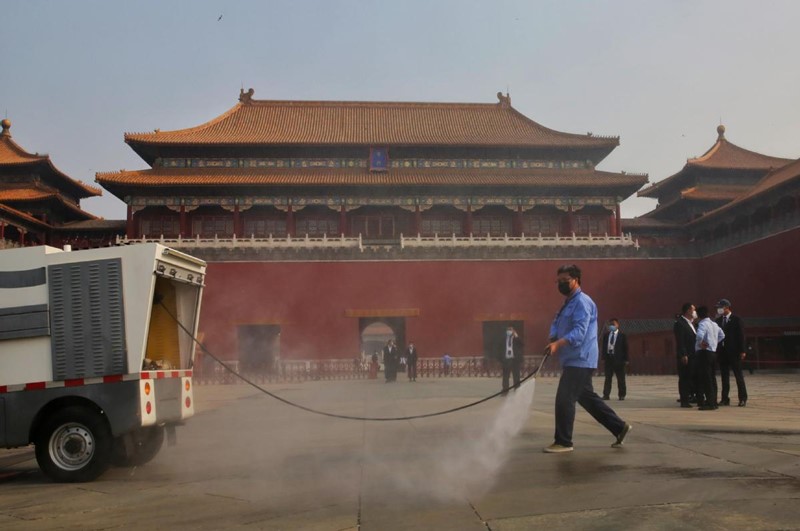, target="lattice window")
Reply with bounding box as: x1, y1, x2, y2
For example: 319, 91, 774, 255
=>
473, 216, 511, 236
192, 216, 234, 237
244, 218, 287, 237
296, 218, 340, 236
421, 217, 464, 236
140, 216, 180, 237
522, 215, 561, 236
574, 215, 609, 235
